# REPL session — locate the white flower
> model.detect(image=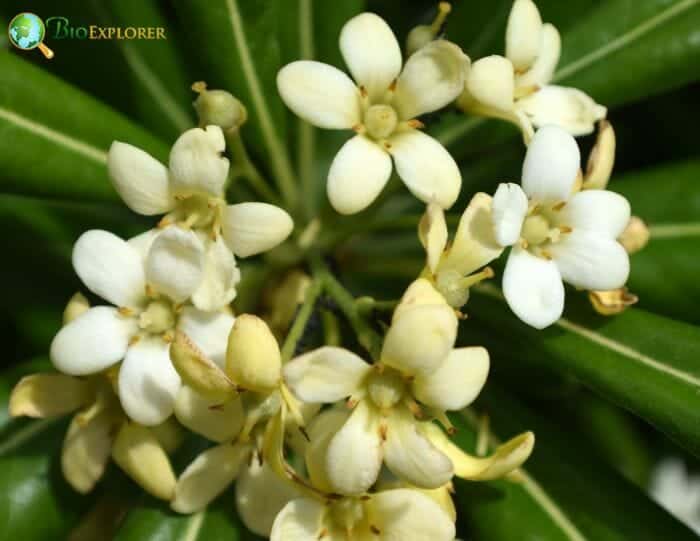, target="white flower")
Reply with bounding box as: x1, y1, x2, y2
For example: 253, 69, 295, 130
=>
492, 126, 631, 328
49, 229, 235, 425
419, 197, 503, 308
650, 458, 700, 534
270, 488, 456, 541
277, 12, 468, 214
282, 284, 493, 496
108, 125, 293, 311
459, 0, 606, 140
